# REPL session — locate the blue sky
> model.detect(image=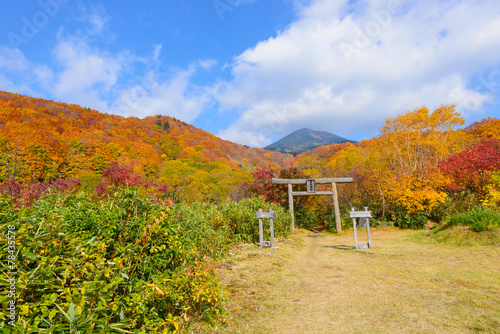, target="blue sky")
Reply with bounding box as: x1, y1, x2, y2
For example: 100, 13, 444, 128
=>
1, 0, 499, 147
